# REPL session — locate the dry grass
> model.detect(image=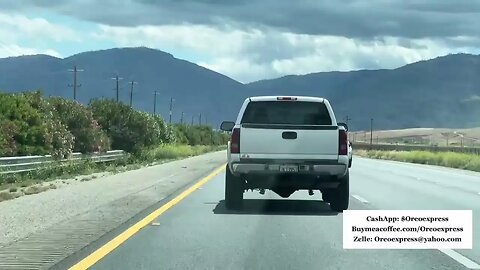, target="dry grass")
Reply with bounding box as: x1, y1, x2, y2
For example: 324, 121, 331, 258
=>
0, 192, 15, 202
23, 185, 50, 195
351, 127, 480, 147
137, 145, 225, 162
356, 150, 480, 172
